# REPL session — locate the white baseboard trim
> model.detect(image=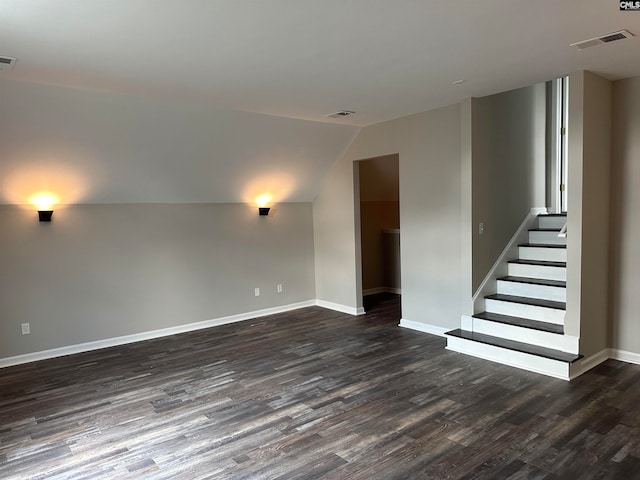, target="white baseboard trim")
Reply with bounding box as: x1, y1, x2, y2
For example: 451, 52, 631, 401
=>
0, 300, 317, 369
315, 300, 365, 316
569, 348, 610, 380
399, 318, 449, 337
363, 287, 402, 296
609, 348, 640, 365
460, 315, 473, 331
